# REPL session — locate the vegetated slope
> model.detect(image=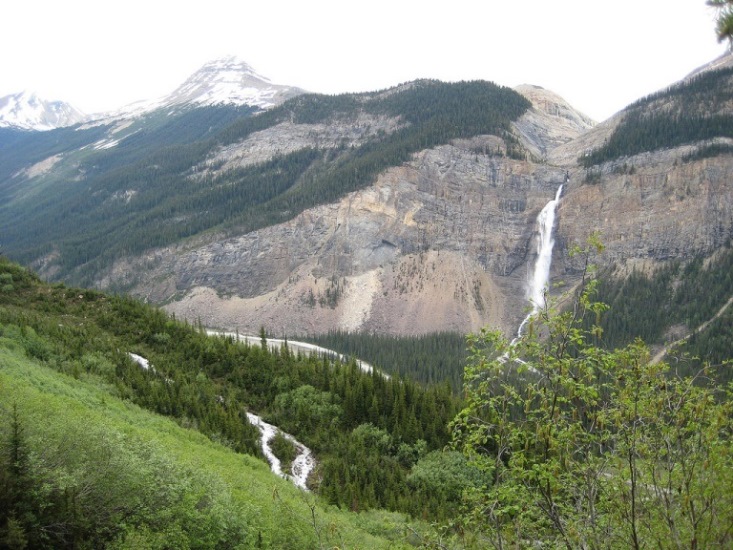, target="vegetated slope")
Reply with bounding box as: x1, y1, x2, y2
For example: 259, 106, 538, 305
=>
0, 80, 530, 286
586, 240, 733, 375
453, 276, 733, 549
0, 104, 260, 274
0, 125, 111, 183
0, 344, 411, 549
0, 258, 469, 536
553, 60, 733, 366
580, 66, 733, 167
